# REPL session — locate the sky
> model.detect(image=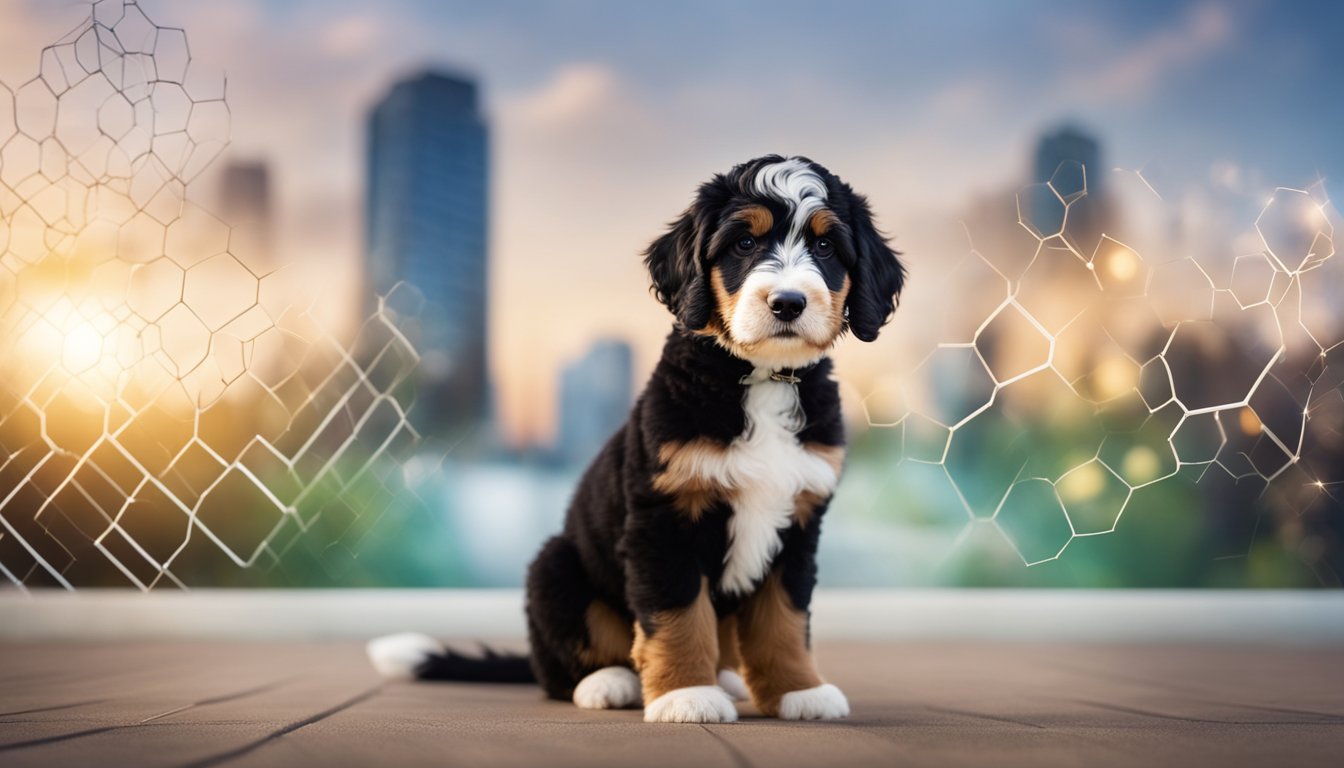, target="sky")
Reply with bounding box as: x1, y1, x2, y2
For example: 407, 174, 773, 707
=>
4, 0, 1342, 445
